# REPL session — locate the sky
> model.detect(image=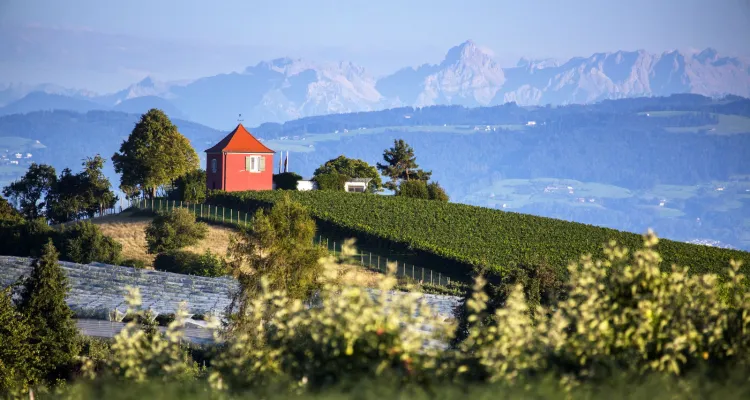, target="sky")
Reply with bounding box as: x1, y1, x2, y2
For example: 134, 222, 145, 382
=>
1, 0, 750, 92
